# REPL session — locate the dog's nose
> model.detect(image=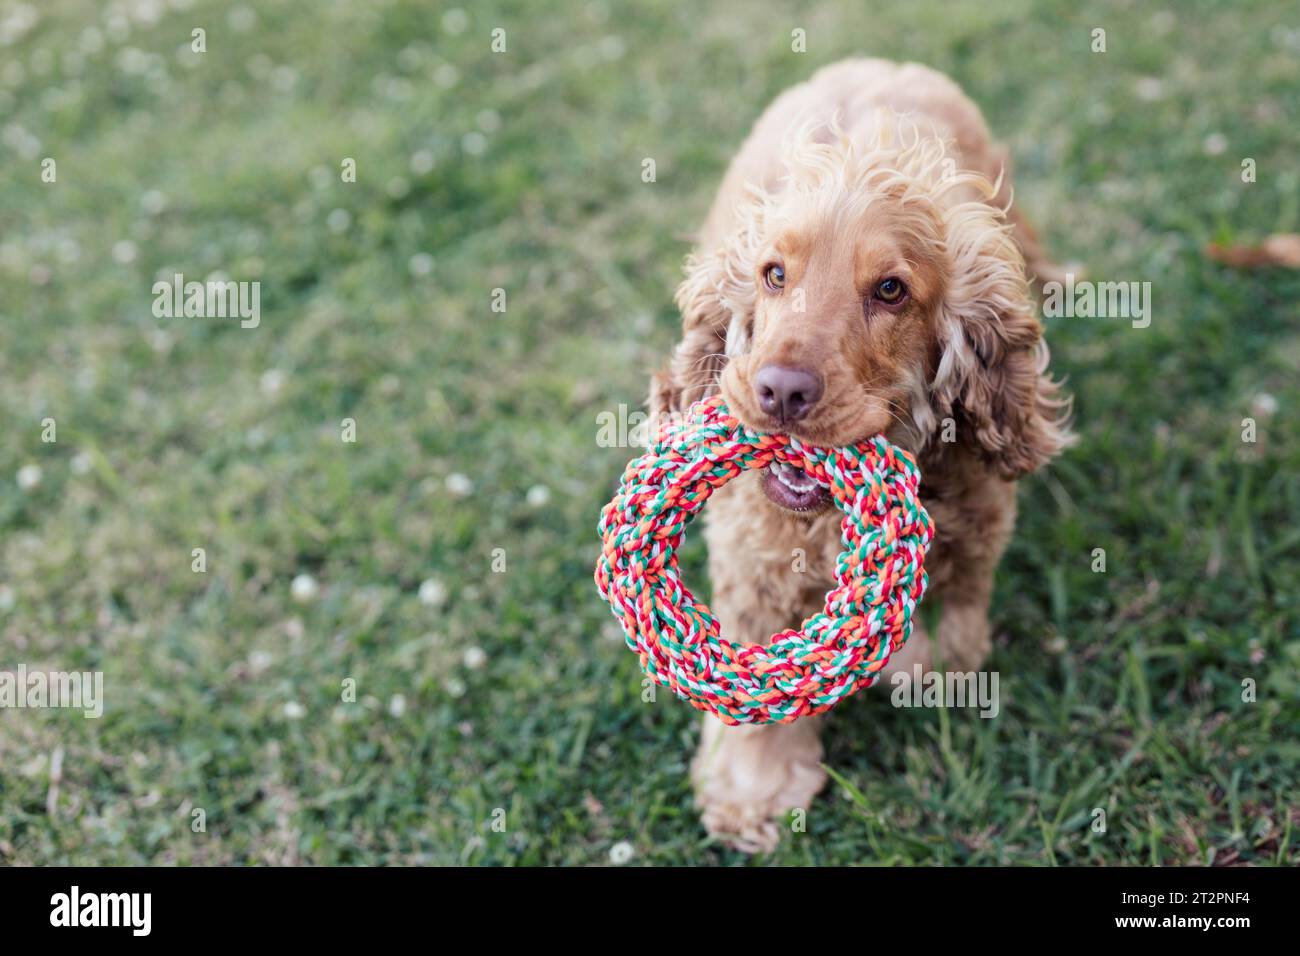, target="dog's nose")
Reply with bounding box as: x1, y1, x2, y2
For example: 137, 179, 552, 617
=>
753, 365, 823, 424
